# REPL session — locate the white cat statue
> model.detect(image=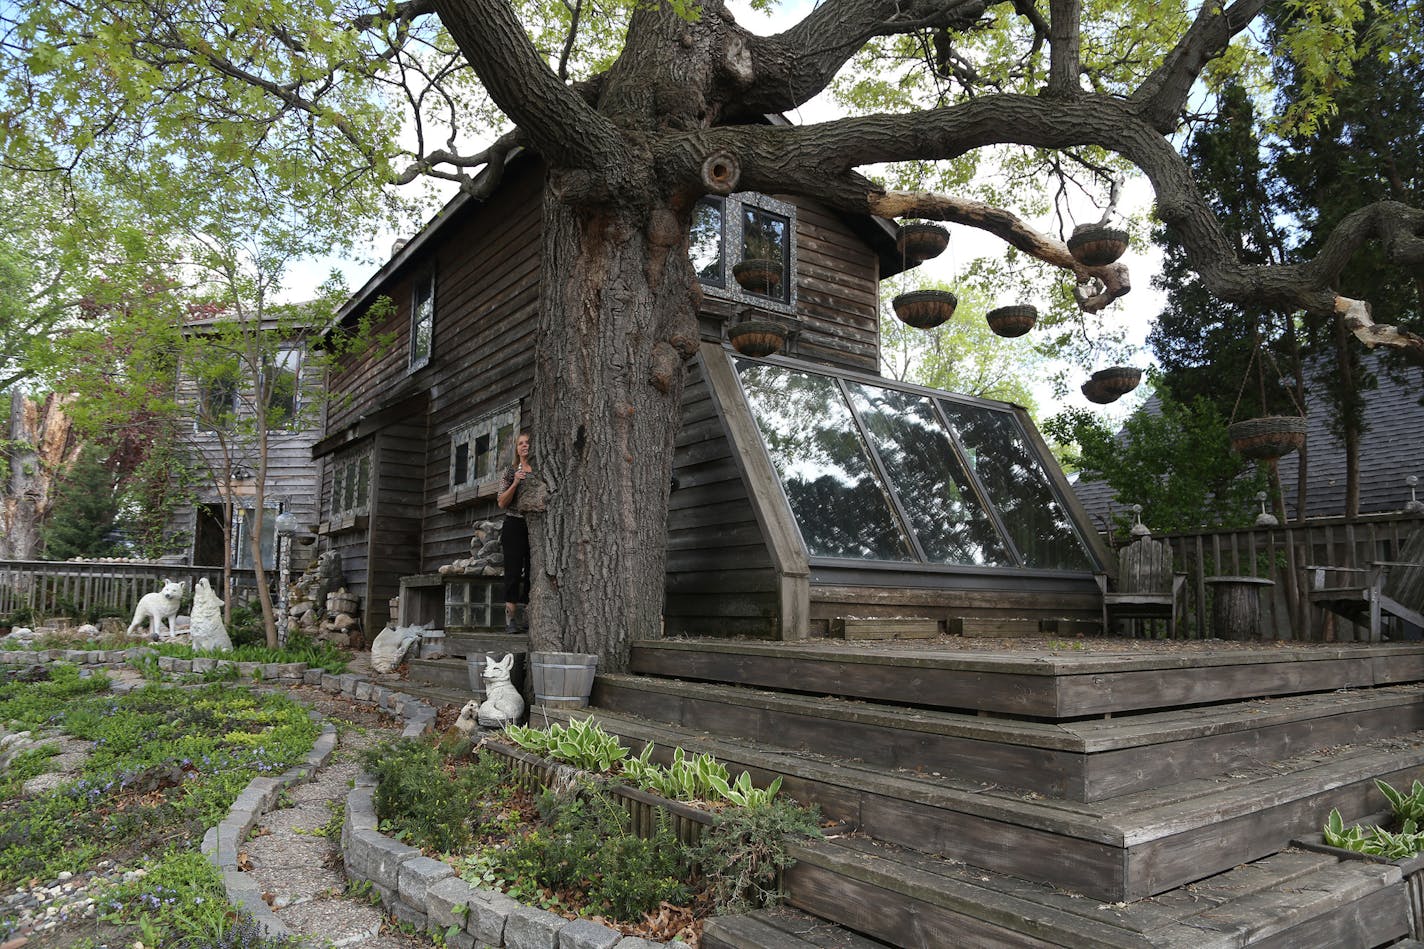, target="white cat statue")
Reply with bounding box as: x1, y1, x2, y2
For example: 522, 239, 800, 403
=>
189, 578, 233, 652
477, 653, 524, 727
127, 579, 186, 640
